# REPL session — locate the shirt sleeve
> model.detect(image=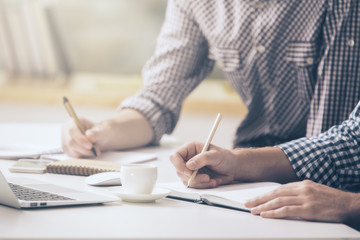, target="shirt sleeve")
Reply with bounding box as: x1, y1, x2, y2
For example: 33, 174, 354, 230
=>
118, 0, 215, 144
277, 101, 360, 190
